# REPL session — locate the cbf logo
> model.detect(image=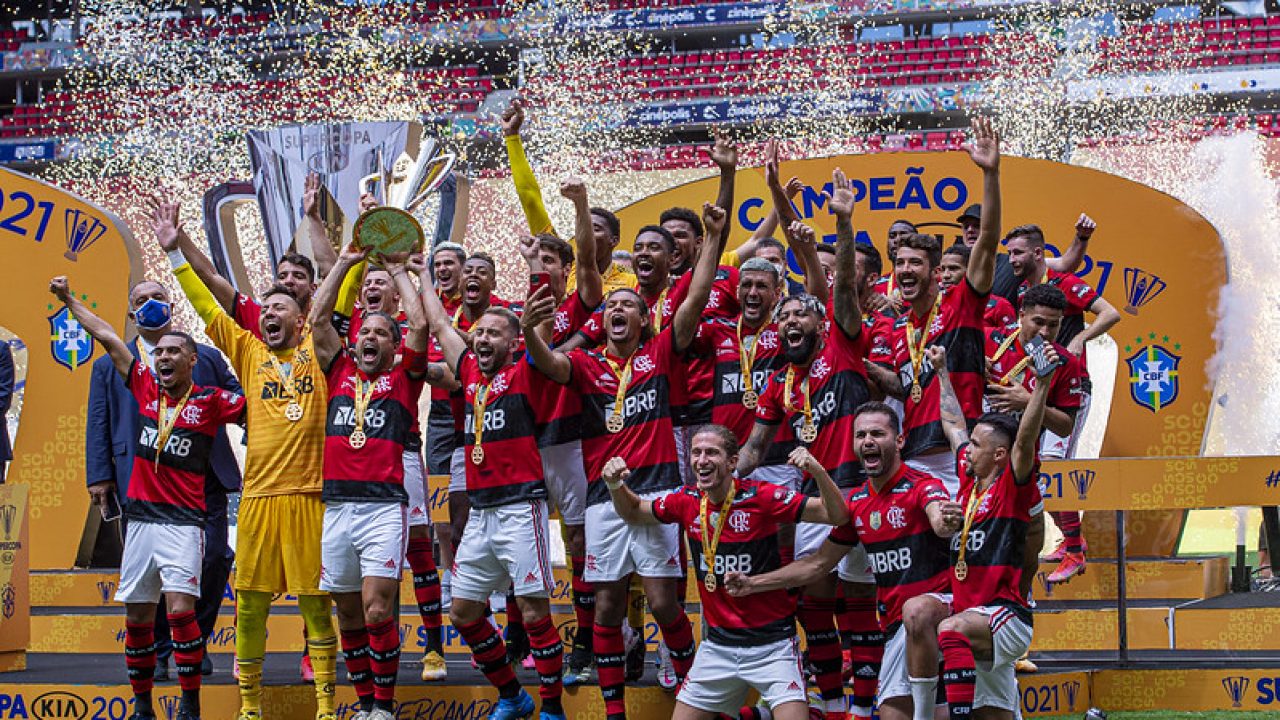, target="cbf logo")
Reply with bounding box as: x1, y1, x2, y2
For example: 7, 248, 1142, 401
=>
47, 304, 96, 371
63, 207, 107, 261
1125, 334, 1181, 413
1070, 470, 1096, 500
1122, 267, 1167, 316
1223, 676, 1251, 708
